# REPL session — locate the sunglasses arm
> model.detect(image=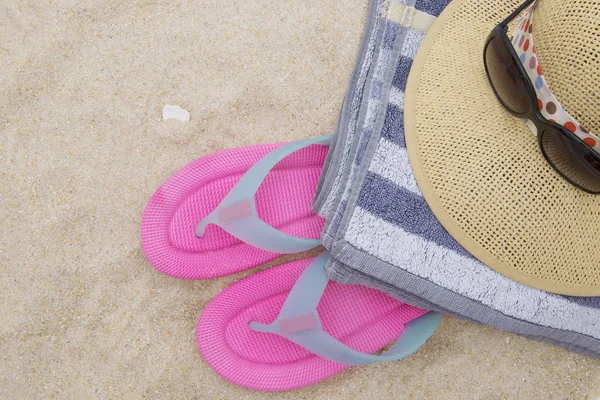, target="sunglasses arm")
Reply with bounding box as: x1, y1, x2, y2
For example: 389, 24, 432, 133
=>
499, 0, 537, 28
